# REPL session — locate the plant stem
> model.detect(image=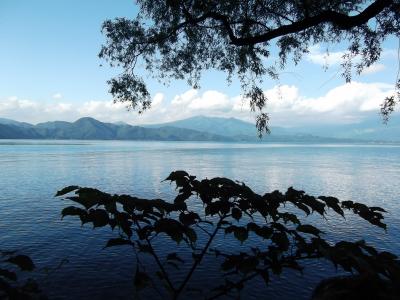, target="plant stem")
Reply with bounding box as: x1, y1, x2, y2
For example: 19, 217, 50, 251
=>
145, 237, 176, 292
206, 272, 259, 300
134, 219, 176, 293
173, 215, 226, 299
